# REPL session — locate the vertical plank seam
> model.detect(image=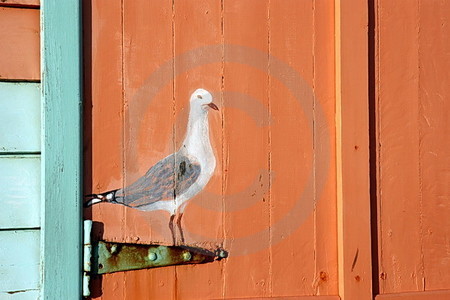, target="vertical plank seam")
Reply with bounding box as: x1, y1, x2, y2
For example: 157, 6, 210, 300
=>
220, 0, 227, 297
171, 1, 178, 299
368, 0, 381, 296
312, 0, 319, 295
120, 0, 126, 298
266, 0, 273, 296
416, 0, 426, 291
376, 0, 383, 294
220, 0, 228, 298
